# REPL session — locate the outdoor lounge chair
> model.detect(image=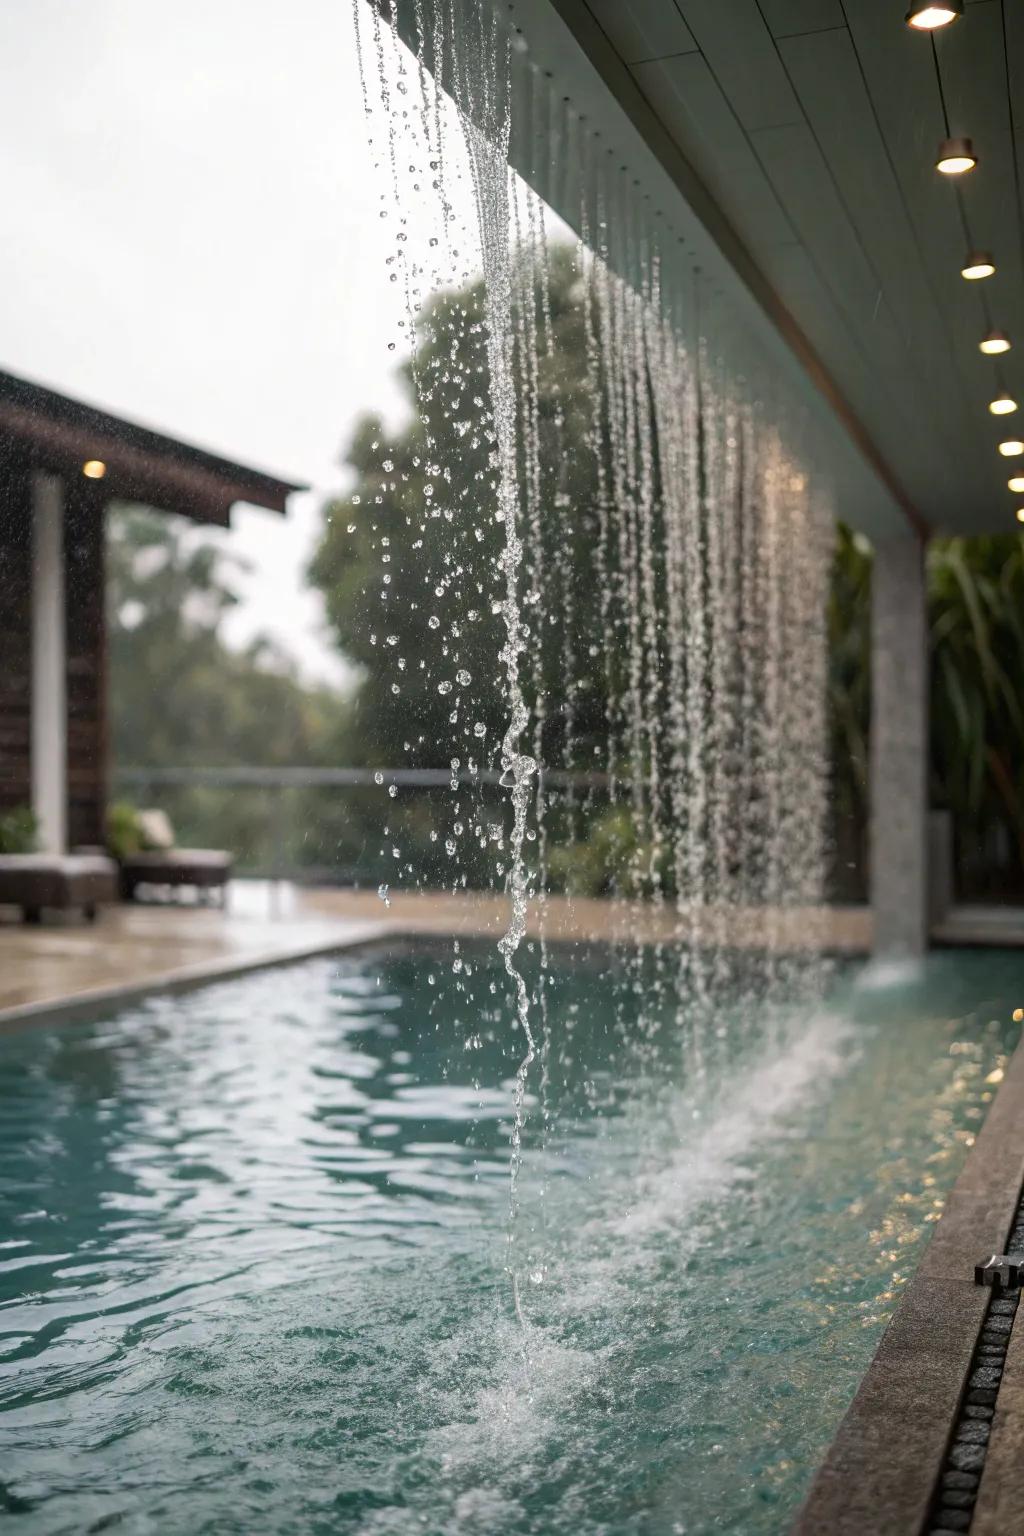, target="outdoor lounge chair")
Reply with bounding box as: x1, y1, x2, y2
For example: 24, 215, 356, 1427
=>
0, 853, 118, 923
118, 848, 232, 905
